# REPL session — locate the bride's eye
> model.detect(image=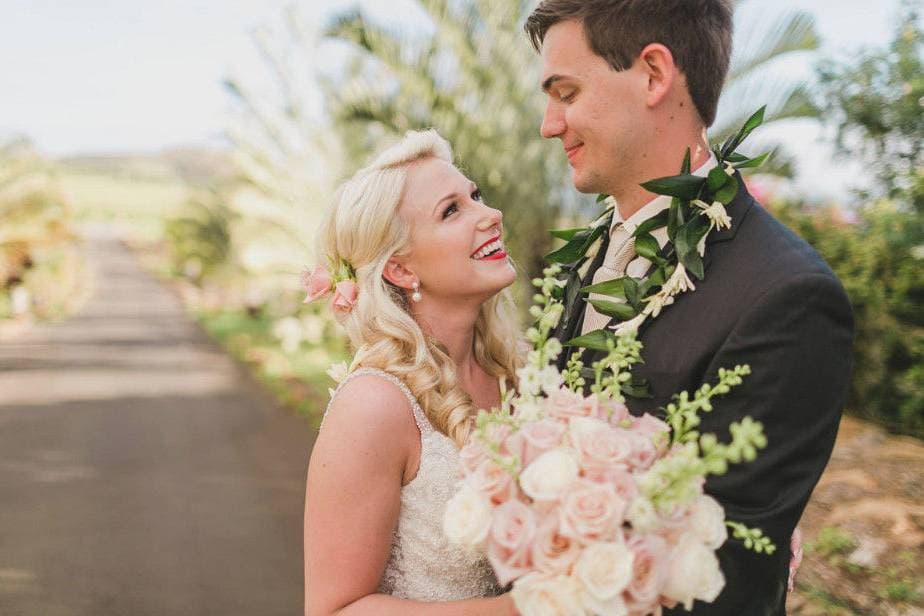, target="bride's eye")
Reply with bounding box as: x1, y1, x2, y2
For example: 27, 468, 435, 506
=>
471, 189, 482, 202
442, 202, 459, 219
